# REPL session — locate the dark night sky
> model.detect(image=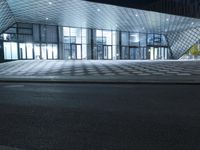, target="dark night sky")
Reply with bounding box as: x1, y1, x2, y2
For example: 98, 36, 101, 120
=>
84, 0, 160, 8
